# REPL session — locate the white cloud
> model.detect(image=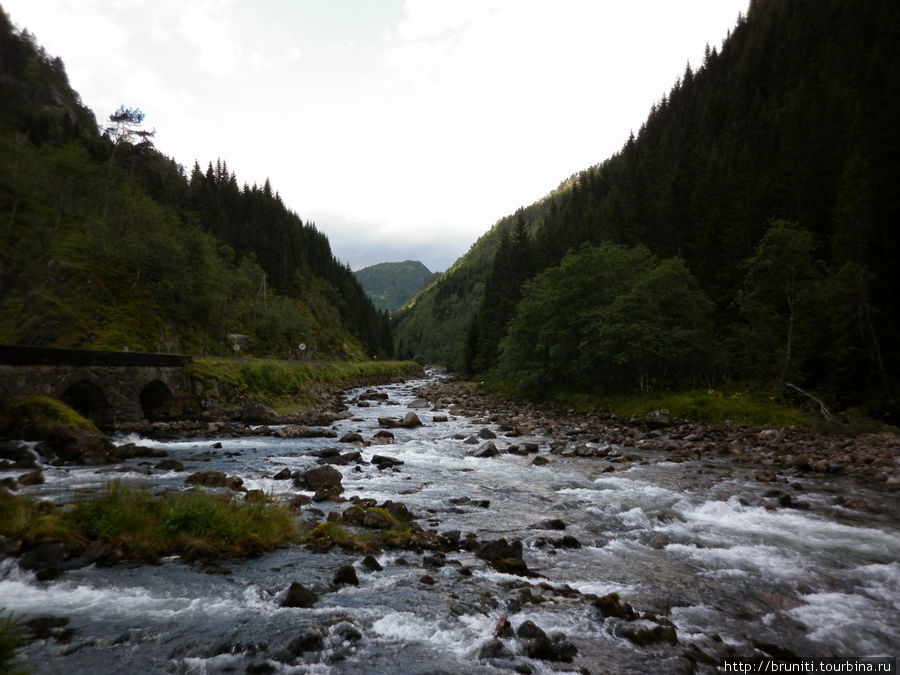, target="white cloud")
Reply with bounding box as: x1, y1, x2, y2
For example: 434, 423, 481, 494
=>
3, 0, 748, 271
